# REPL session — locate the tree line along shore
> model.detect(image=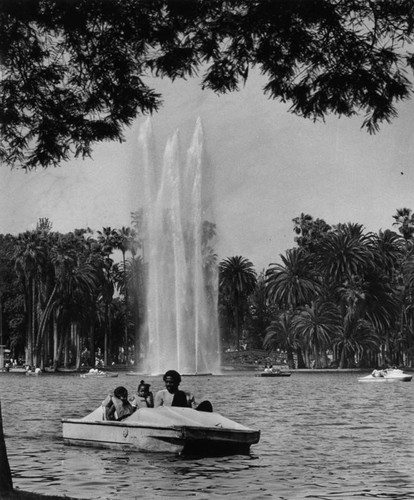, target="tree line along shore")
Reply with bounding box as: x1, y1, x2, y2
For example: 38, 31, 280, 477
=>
2, 210, 414, 376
